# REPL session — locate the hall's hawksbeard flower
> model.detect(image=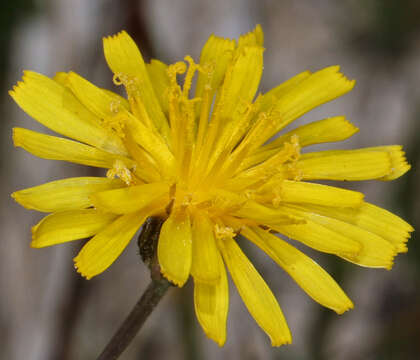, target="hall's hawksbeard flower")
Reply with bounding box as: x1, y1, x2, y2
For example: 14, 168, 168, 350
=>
10, 25, 413, 346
